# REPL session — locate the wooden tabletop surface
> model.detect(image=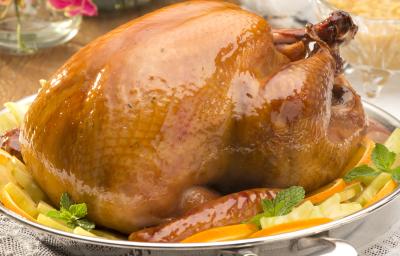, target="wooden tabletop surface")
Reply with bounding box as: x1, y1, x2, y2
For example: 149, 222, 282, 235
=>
1, 0, 237, 106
